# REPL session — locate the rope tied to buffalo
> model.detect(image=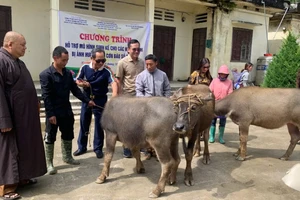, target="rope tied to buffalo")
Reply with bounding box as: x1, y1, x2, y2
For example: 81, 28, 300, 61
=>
173, 93, 204, 124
